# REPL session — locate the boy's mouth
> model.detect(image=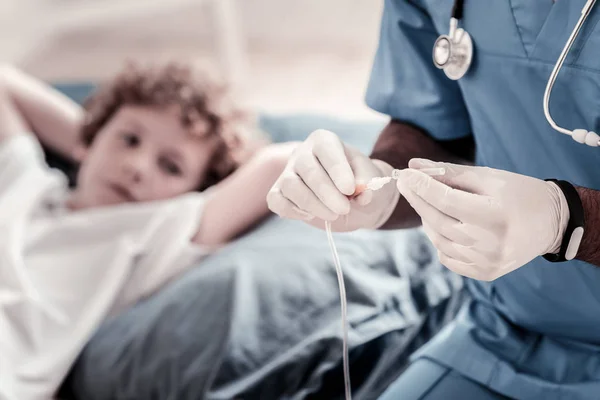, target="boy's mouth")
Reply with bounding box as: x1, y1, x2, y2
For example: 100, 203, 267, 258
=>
107, 183, 136, 202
